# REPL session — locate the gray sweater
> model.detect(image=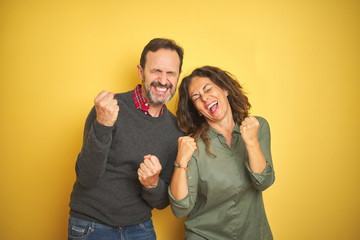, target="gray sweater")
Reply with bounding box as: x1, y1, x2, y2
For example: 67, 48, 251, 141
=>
69, 90, 183, 227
